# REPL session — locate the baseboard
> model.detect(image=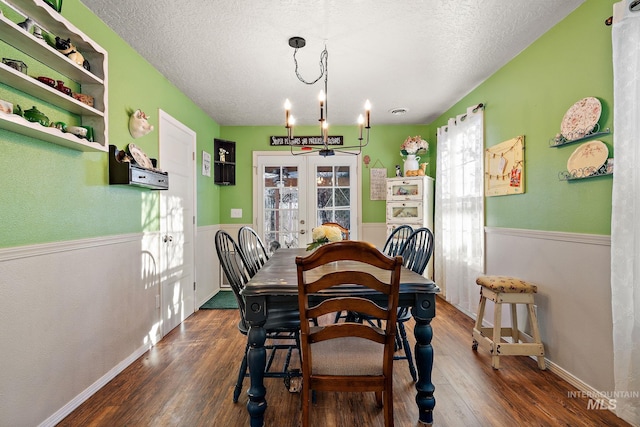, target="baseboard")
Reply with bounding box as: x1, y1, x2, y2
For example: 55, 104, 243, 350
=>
37, 343, 152, 427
